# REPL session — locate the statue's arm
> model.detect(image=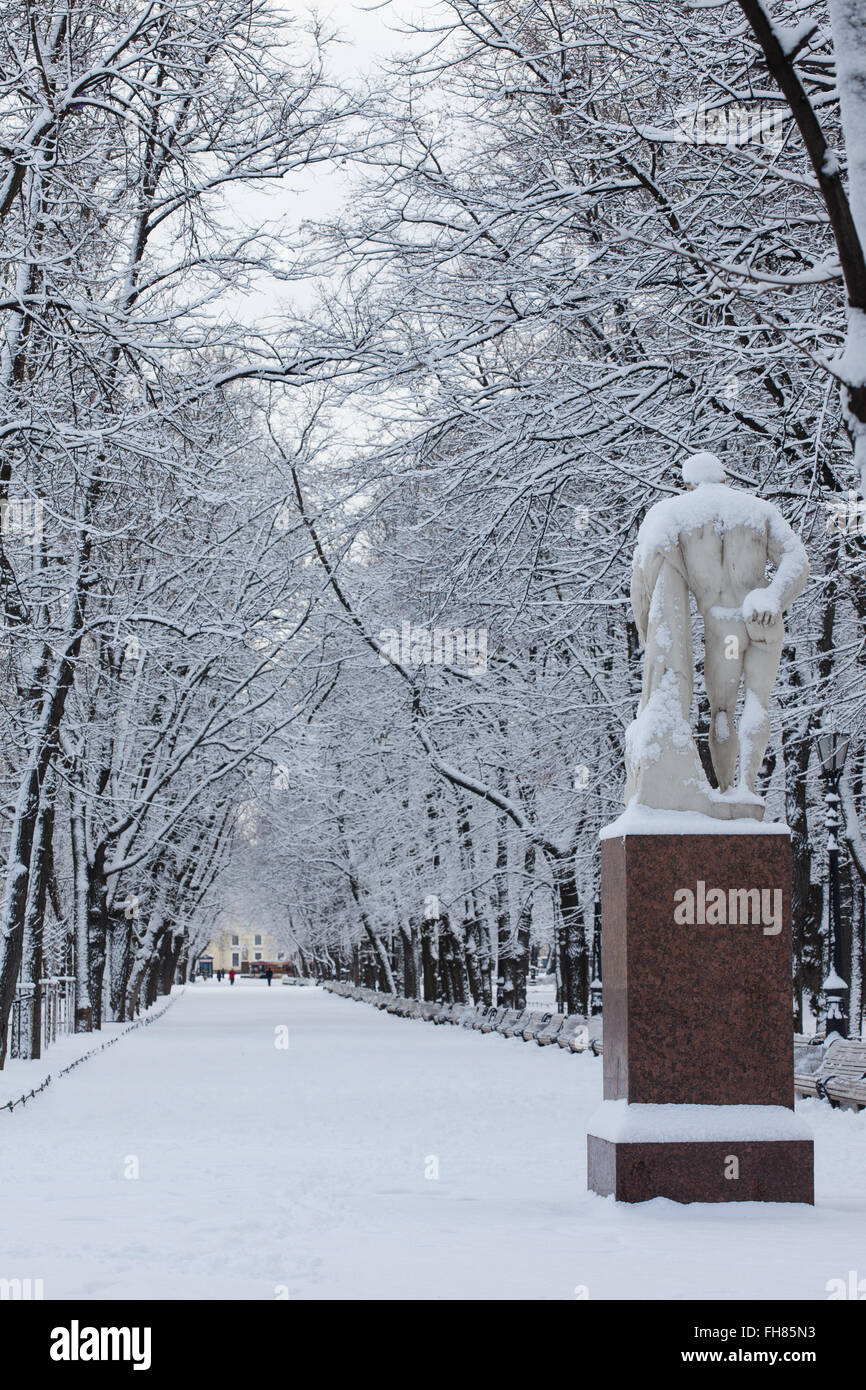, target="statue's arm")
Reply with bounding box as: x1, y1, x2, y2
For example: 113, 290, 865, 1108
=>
766, 514, 809, 612
743, 513, 809, 622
